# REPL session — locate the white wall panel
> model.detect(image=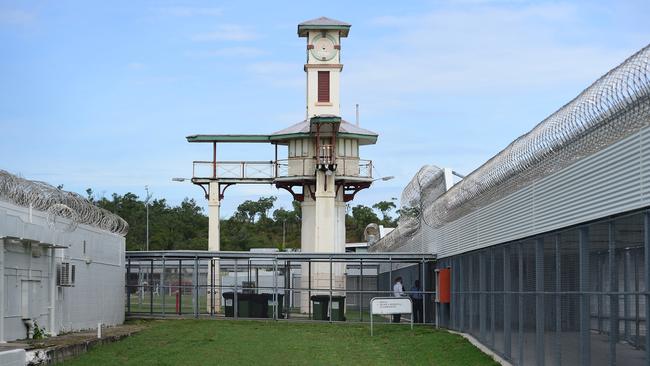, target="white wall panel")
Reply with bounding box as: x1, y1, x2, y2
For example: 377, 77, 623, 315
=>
0, 200, 125, 341
410, 126, 650, 259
